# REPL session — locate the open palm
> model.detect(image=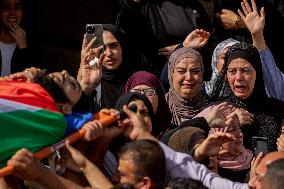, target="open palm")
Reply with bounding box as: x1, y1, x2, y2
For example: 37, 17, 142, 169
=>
238, 0, 265, 35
